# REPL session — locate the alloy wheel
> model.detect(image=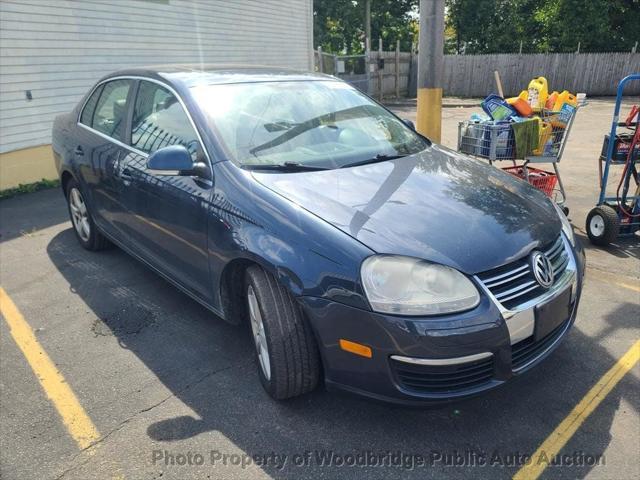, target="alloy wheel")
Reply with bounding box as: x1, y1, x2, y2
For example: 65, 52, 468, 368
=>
247, 285, 271, 380
69, 187, 91, 242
